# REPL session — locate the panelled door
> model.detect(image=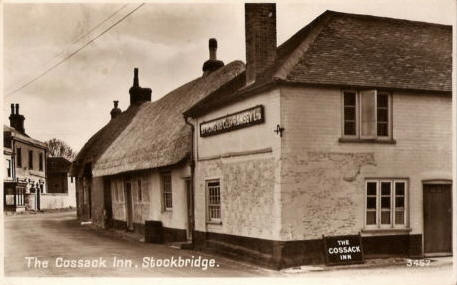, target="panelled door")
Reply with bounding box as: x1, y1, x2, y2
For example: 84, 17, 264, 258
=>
423, 183, 452, 255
